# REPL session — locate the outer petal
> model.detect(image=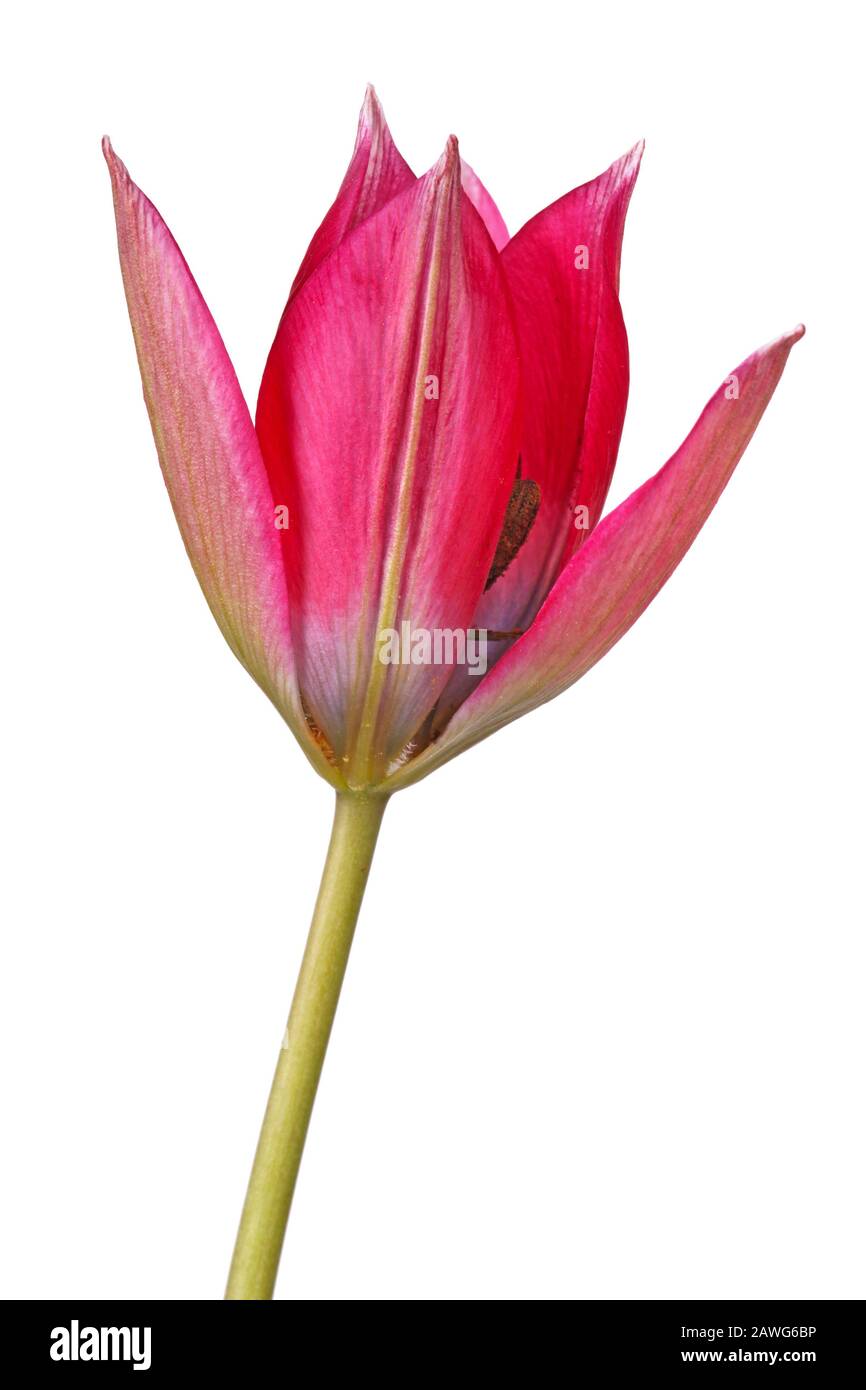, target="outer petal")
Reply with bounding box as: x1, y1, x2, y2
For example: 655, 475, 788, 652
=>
389, 327, 804, 788
290, 86, 415, 299
103, 141, 332, 779
480, 144, 643, 636
461, 159, 509, 251
256, 139, 522, 785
